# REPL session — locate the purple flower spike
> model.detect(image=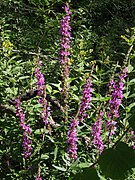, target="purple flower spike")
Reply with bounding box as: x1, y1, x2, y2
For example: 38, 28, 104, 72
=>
34, 67, 45, 96
59, 3, 71, 119
15, 99, 32, 158
106, 120, 117, 136
60, 3, 71, 68
67, 118, 79, 160
106, 67, 128, 137
91, 111, 104, 153
34, 61, 51, 126
79, 77, 92, 121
